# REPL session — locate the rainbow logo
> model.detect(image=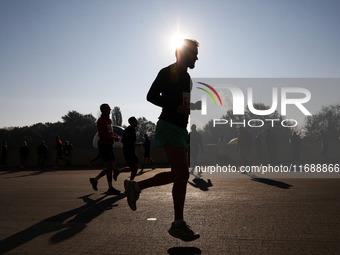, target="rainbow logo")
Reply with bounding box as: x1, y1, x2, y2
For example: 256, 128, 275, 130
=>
196, 82, 222, 106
